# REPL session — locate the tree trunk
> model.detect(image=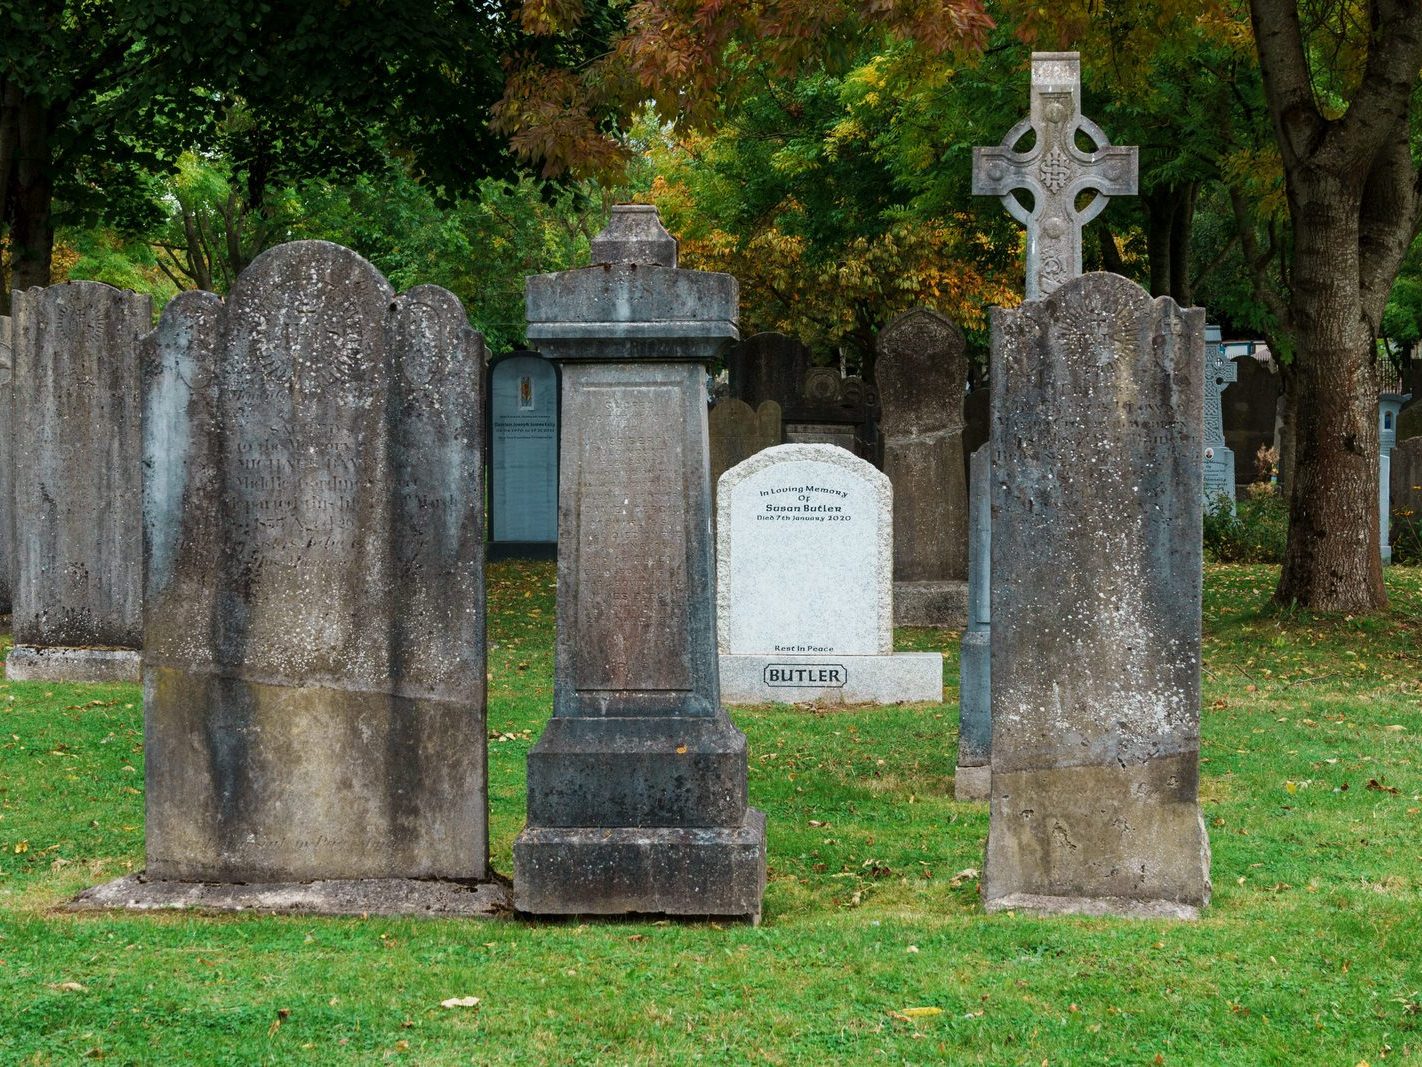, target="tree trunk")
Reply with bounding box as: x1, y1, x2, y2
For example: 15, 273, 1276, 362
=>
1275, 182, 1386, 611
9, 95, 54, 292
